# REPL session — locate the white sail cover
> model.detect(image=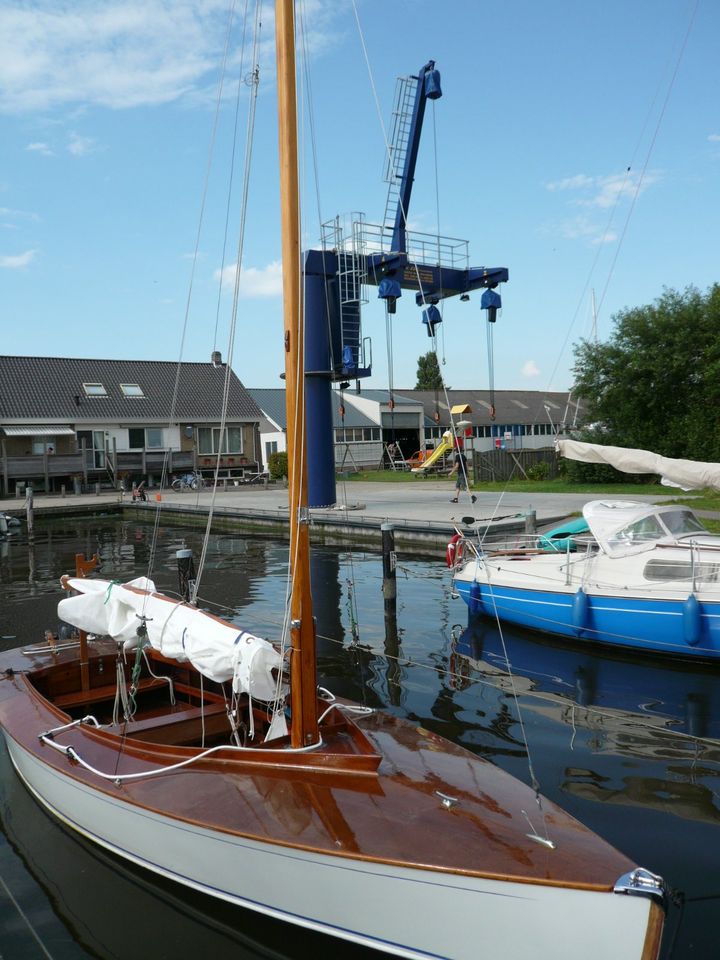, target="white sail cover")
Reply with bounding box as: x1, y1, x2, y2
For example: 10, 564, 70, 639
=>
58, 577, 282, 700
557, 439, 720, 492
